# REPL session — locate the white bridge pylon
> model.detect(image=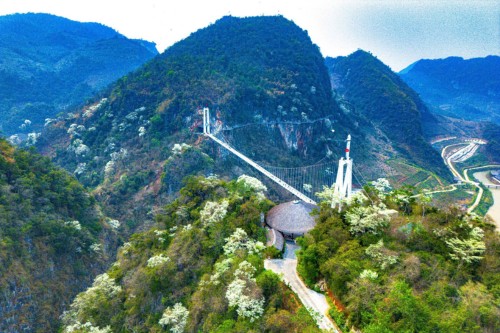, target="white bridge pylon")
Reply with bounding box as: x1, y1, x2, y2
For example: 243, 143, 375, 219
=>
332, 134, 352, 210
202, 108, 352, 206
